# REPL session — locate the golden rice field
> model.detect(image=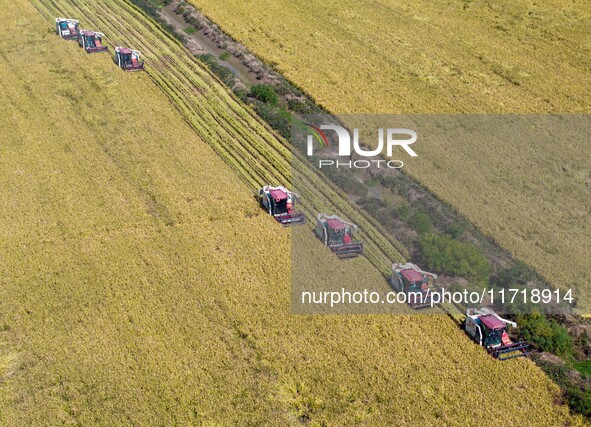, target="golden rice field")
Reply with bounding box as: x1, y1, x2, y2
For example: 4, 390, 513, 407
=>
31, 0, 412, 278
0, 0, 585, 424
188, 0, 591, 309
